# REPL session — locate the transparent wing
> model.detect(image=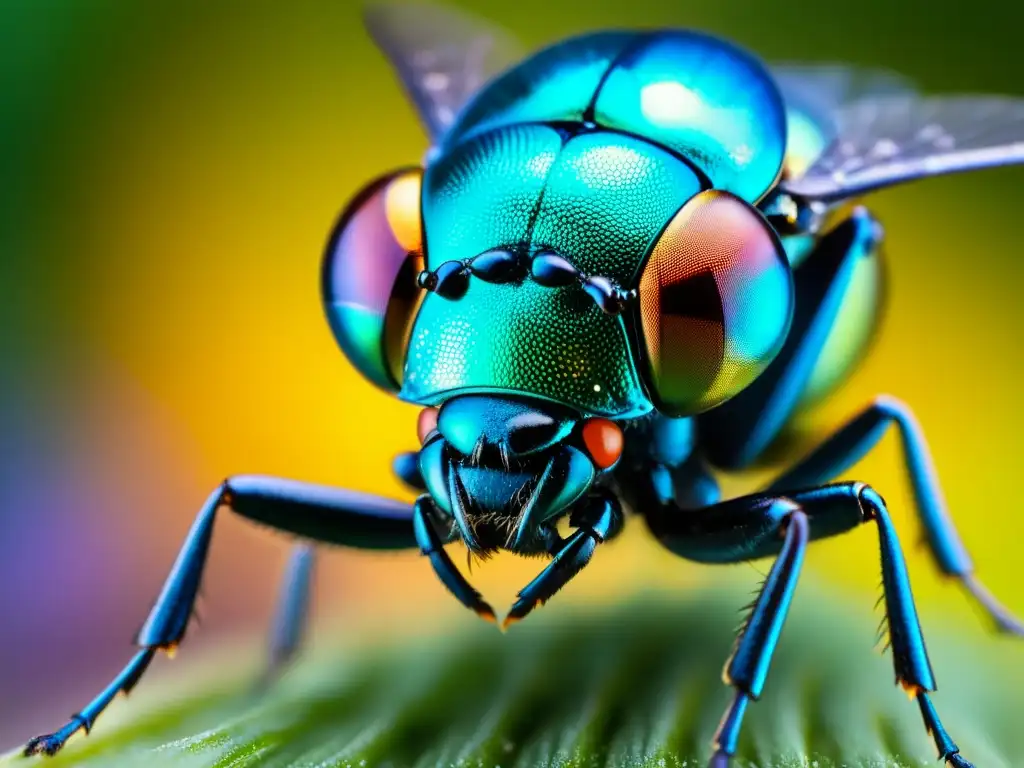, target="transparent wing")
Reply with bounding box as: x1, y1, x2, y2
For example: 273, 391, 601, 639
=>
363, 1, 526, 141
769, 63, 918, 181
770, 62, 918, 124
780, 94, 1024, 201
